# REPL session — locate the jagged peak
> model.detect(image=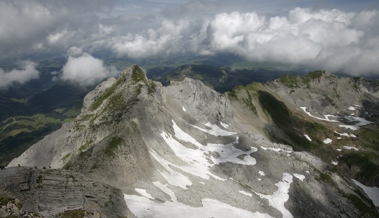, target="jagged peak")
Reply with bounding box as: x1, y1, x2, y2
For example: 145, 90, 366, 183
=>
86, 65, 155, 110
120, 65, 148, 83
